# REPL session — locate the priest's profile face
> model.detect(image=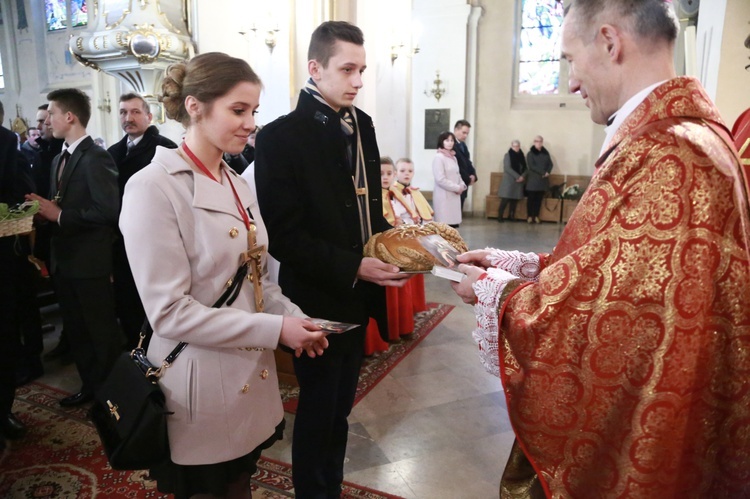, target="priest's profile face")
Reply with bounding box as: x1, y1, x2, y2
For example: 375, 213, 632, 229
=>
561, 9, 618, 126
